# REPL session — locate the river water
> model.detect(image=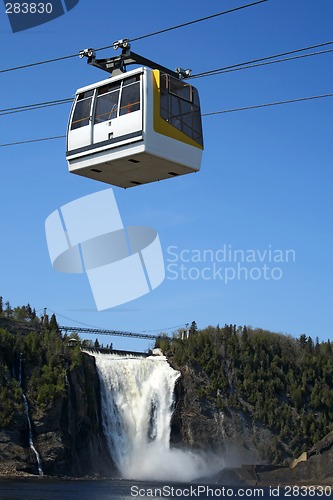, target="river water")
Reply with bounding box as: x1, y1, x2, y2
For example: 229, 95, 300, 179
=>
0, 479, 329, 499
